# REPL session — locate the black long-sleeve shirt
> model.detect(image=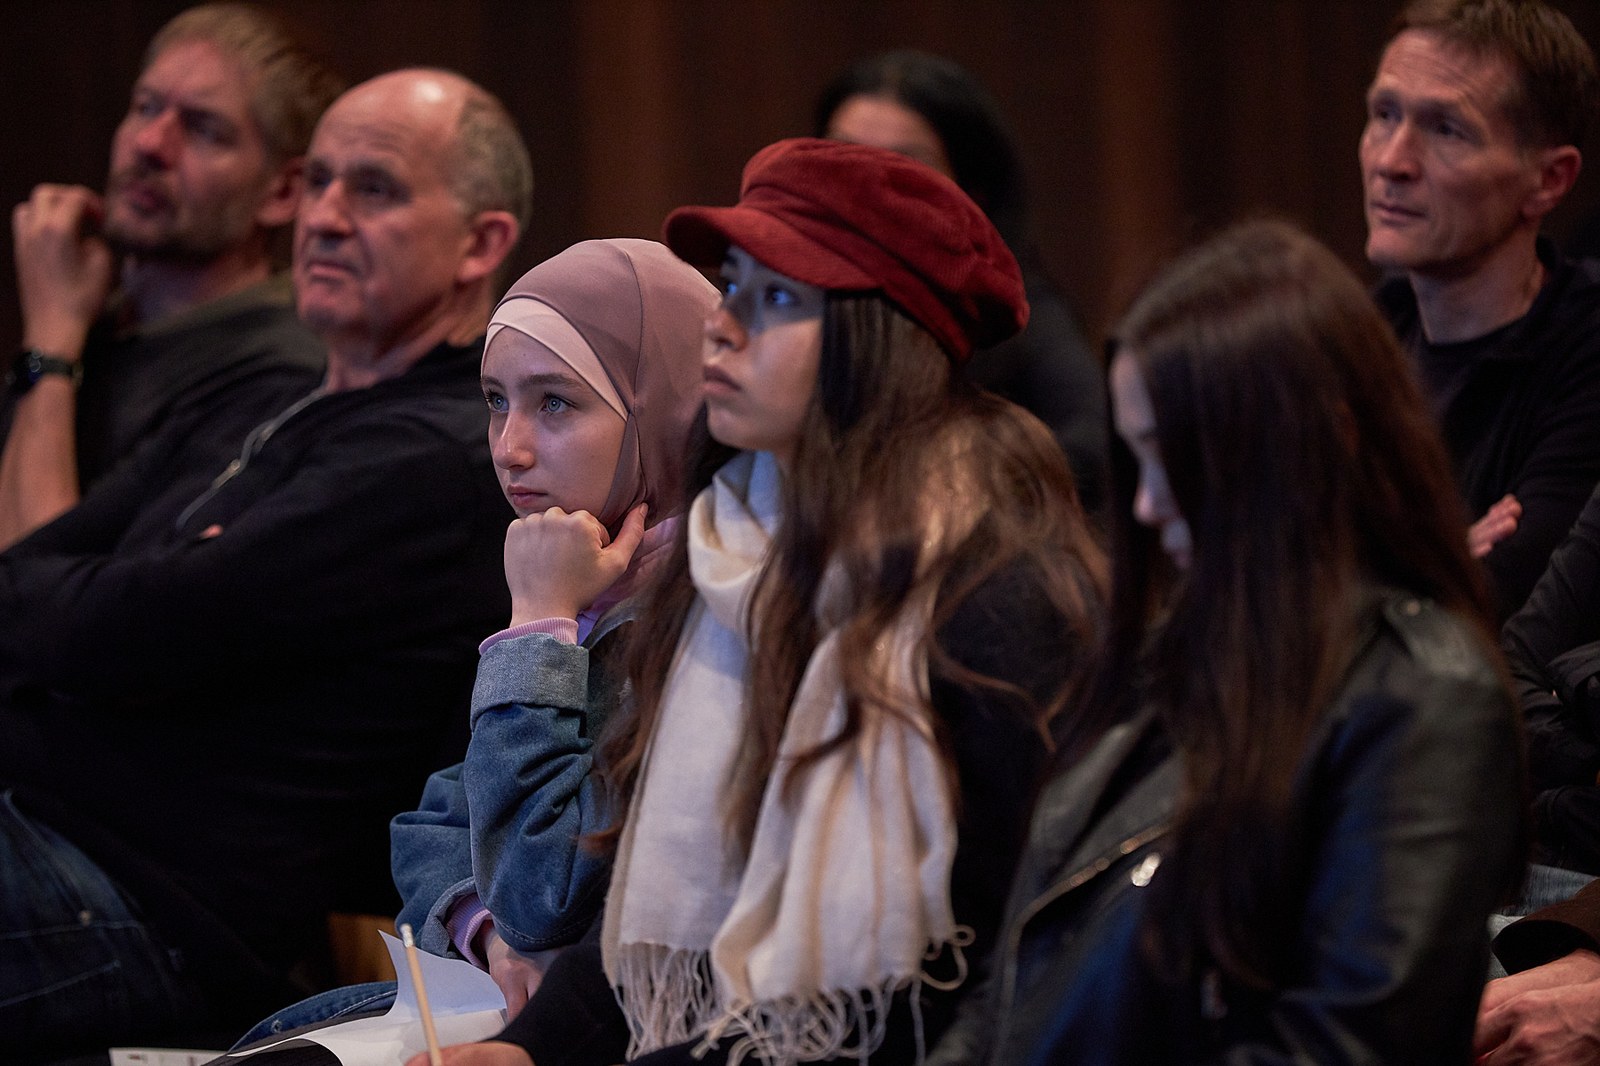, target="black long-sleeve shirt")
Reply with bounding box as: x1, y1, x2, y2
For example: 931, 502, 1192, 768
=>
0, 340, 511, 1024
1378, 240, 1600, 622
